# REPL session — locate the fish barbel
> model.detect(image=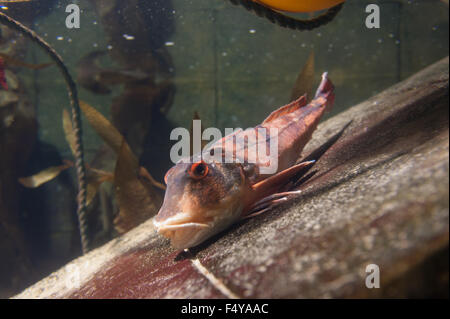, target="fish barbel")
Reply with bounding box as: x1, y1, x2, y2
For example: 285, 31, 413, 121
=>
154, 73, 335, 249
